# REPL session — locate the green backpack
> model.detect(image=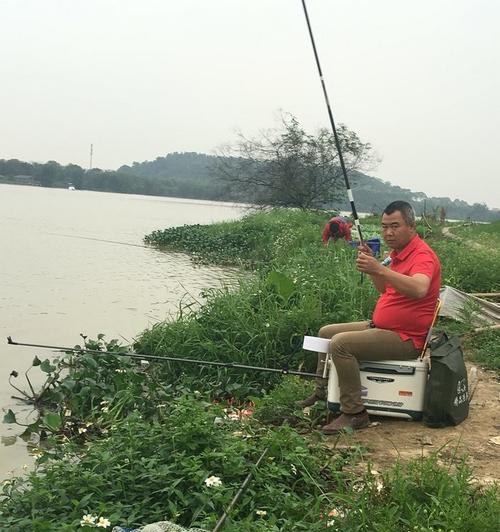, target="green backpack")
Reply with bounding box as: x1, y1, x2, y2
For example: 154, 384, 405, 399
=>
423, 333, 469, 428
